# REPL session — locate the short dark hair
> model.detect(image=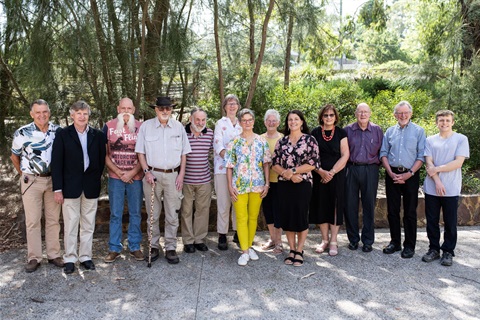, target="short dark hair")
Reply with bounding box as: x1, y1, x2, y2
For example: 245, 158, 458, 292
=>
283, 110, 310, 135
30, 99, 49, 111
318, 104, 339, 126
